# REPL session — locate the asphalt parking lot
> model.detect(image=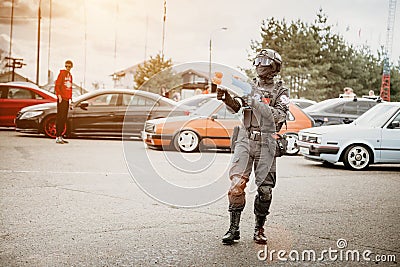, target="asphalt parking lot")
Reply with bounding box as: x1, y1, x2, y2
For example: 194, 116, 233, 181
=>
0, 129, 399, 266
